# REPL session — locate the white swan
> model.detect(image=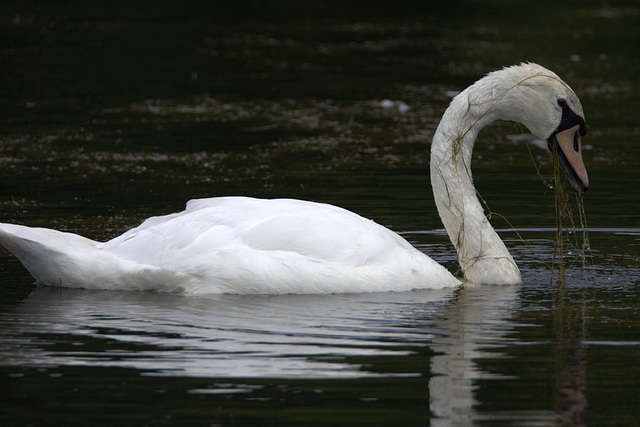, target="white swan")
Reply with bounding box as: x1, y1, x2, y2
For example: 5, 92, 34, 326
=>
0, 63, 589, 294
